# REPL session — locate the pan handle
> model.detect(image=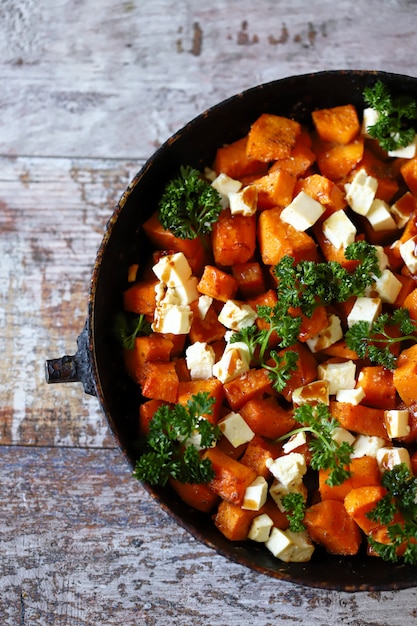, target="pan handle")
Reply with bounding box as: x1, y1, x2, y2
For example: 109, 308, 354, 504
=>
45, 322, 97, 396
